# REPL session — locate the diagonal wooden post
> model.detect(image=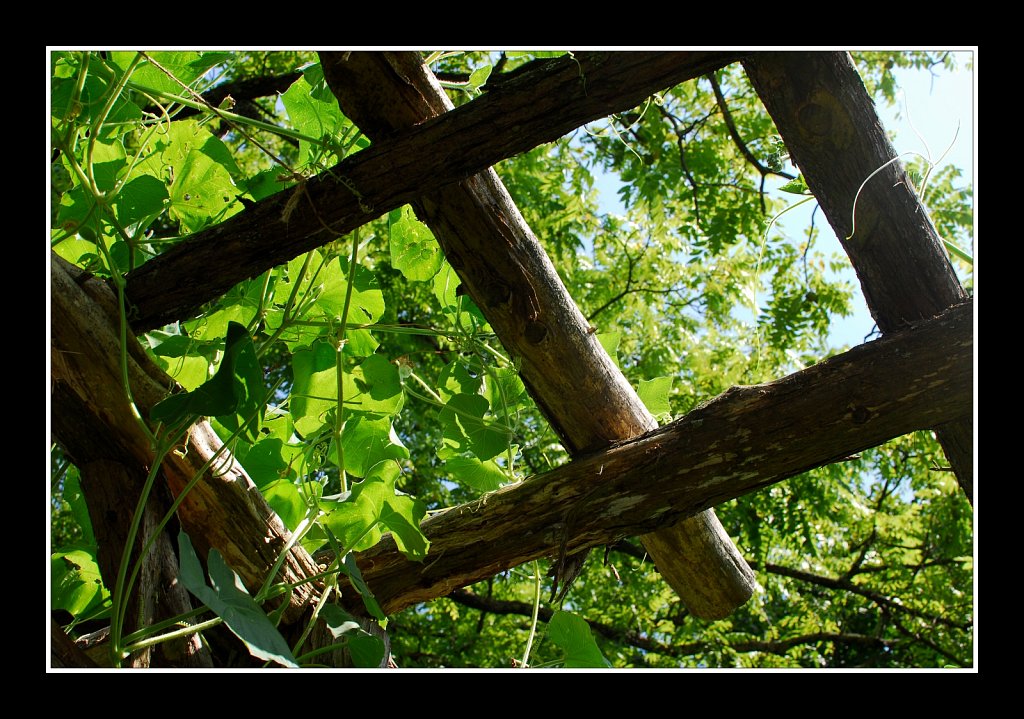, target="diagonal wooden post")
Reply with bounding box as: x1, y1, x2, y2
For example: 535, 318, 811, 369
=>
321, 51, 757, 618
743, 52, 974, 503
